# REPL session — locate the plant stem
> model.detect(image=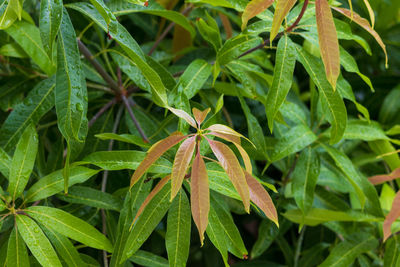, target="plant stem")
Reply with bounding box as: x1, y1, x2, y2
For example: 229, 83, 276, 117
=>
77, 39, 121, 93
100, 105, 124, 267
121, 94, 149, 142
294, 226, 306, 267
238, 0, 309, 59
88, 98, 117, 128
